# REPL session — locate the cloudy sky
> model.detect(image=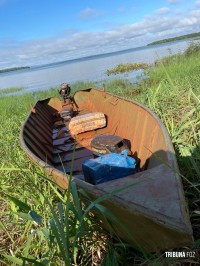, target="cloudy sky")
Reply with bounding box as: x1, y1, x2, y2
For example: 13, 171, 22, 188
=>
0, 0, 200, 69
